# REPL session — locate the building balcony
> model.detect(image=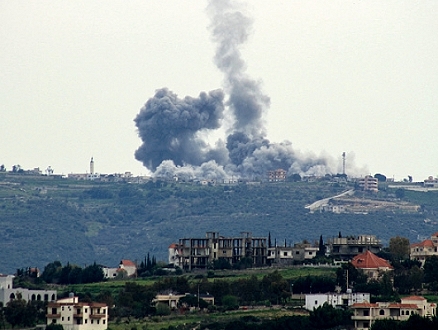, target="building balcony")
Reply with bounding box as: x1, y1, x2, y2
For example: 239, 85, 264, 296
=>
73, 313, 83, 318
352, 315, 373, 321
46, 314, 61, 318
90, 313, 106, 319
